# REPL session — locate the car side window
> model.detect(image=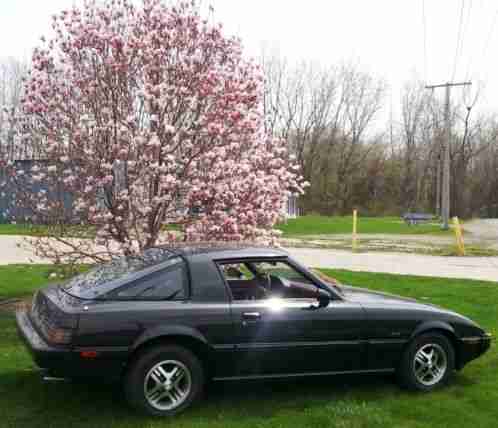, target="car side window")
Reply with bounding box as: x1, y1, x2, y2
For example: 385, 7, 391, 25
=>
220, 263, 255, 280
218, 259, 319, 301
253, 261, 313, 285
107, 264, 187, 301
